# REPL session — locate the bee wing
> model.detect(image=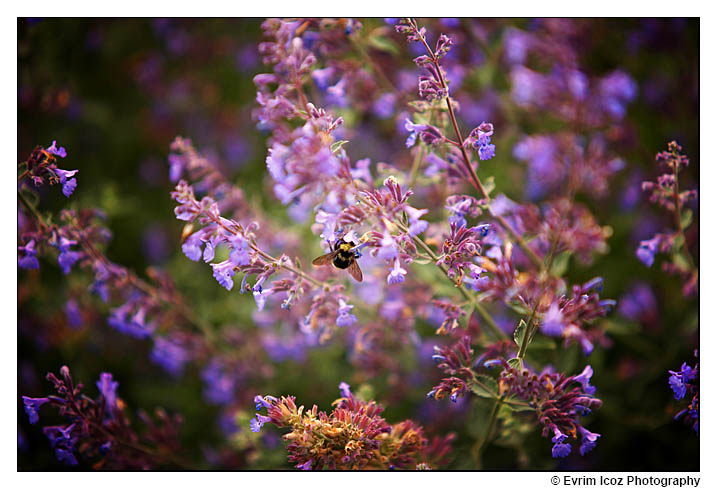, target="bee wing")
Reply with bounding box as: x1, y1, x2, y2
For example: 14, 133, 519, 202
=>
348, 260, 363, 282
312, 251, 337, 266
